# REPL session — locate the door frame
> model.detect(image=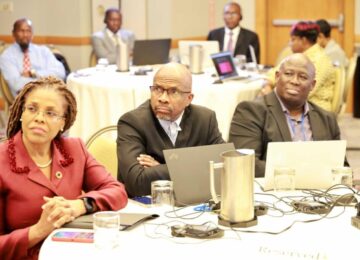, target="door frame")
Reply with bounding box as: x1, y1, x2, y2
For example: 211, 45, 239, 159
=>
255, 0, 355, 65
